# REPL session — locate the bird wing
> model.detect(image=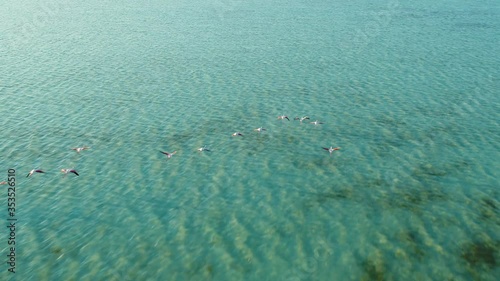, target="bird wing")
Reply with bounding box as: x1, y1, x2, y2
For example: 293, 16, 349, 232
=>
70, 170, 79, 176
